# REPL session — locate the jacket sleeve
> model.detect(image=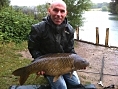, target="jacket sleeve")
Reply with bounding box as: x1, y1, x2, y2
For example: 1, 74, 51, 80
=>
69, 33, 76, 54
65, 24, 76, 54
67, 32, 76, 54
28, 24, 42, 59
